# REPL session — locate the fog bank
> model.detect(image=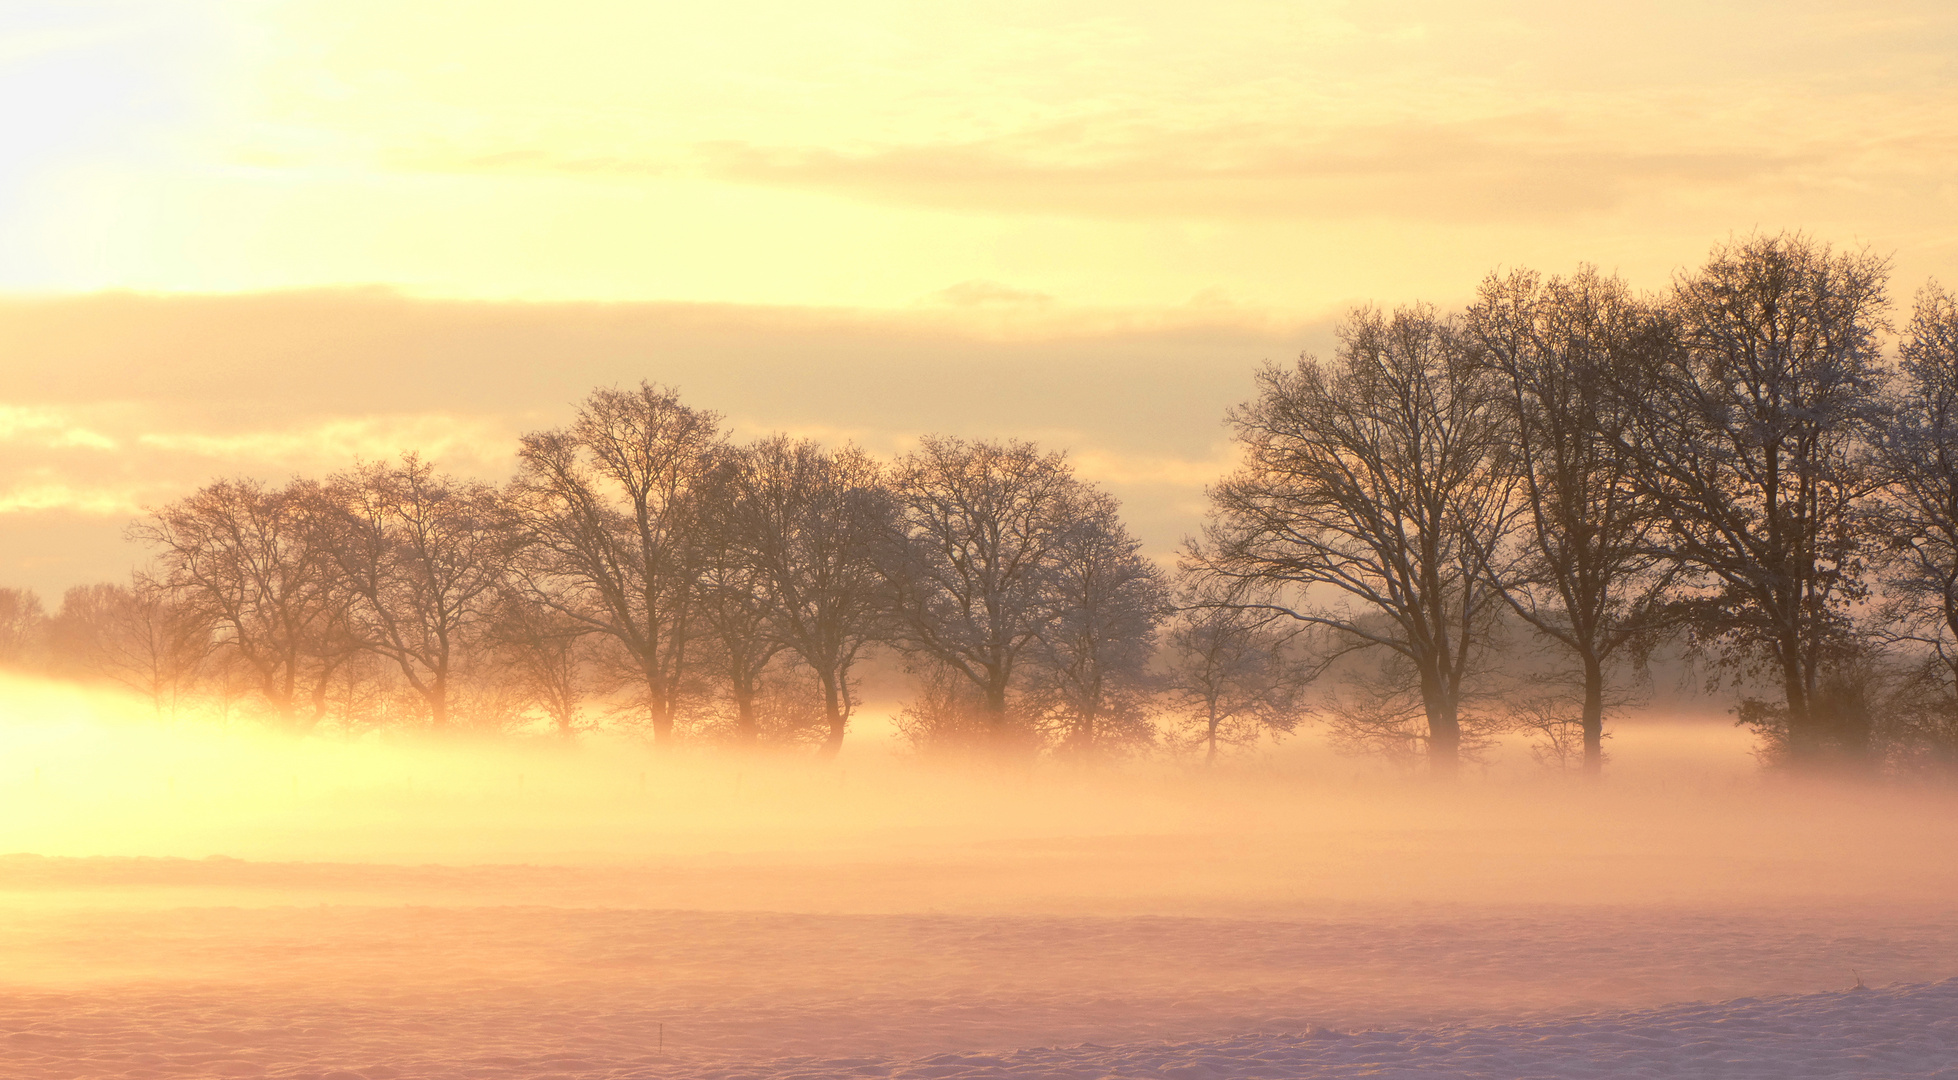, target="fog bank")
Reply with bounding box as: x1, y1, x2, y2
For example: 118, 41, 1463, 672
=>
1, 675, 1949, 919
